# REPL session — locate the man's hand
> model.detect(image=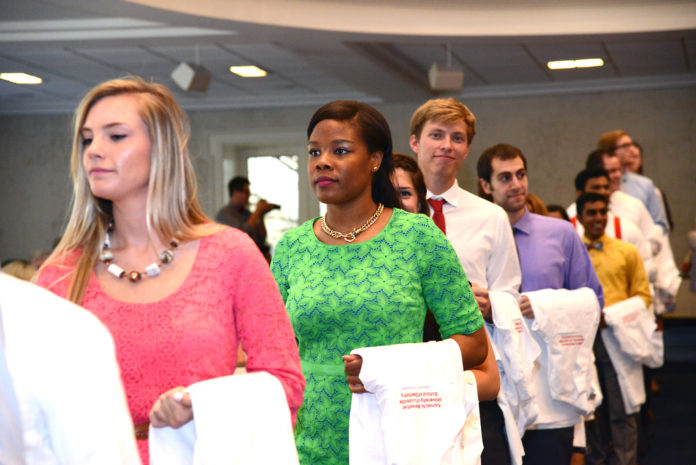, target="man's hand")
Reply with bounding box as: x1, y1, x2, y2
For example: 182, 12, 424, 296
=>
470, 282, 492, 322
520, 295, 535, 319
256, 199, 279, 215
